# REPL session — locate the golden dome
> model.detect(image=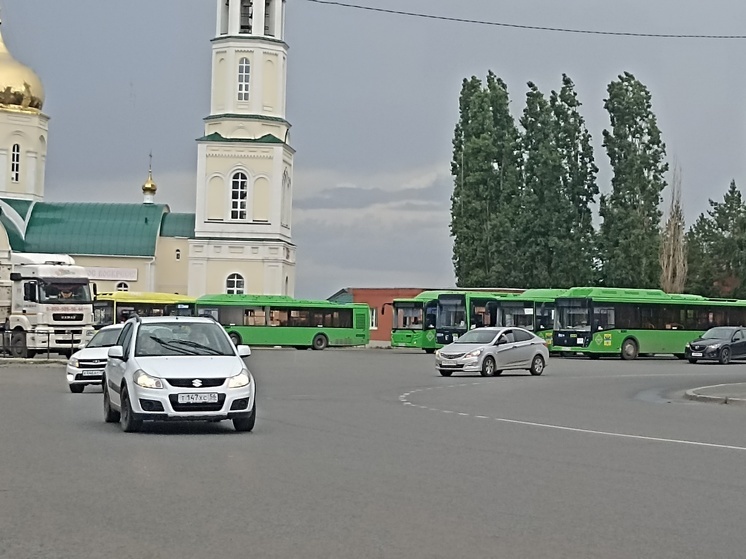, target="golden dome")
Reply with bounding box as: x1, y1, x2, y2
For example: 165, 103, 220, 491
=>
0, 28, 44, 112
142, 169, 157, 194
